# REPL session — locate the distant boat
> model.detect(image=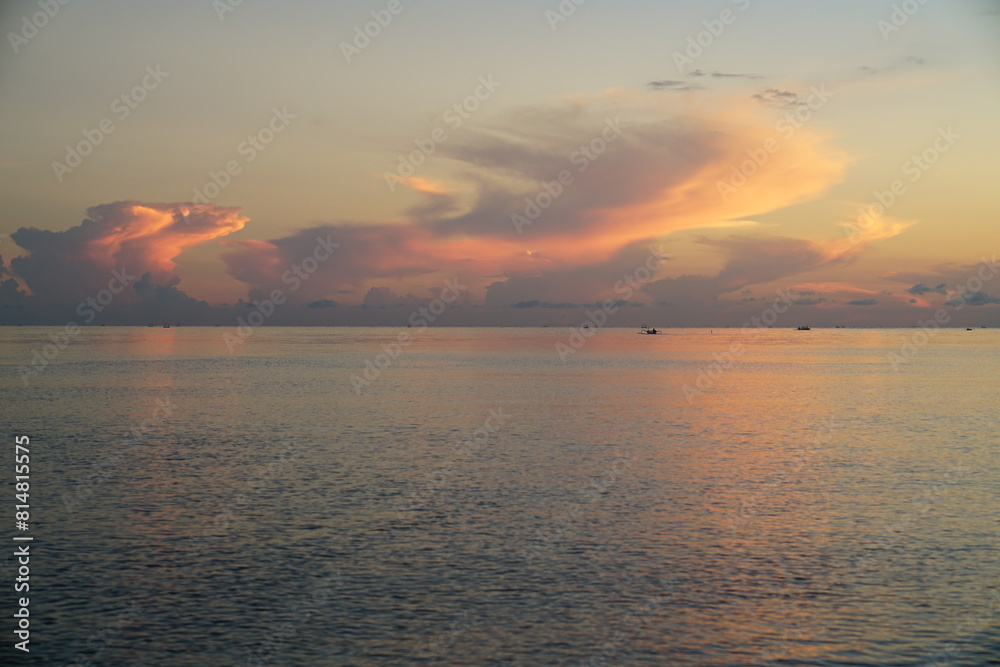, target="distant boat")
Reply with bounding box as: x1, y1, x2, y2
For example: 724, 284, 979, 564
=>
796, 325, 811, 331
966, 327, 973, 331
162, 324, 171, 328
639, 324, 661, 335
